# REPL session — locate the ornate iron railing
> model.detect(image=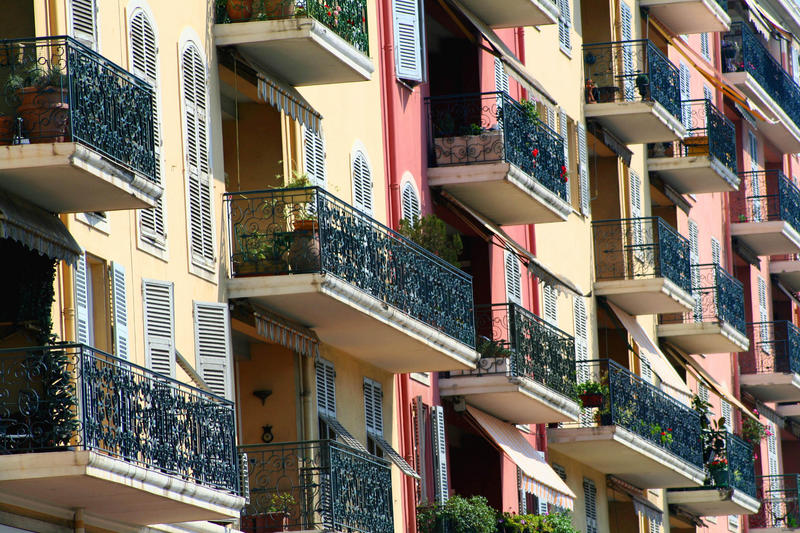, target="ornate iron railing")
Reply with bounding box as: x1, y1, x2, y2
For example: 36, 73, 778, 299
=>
0, 344, 239, 493
425, 91, 569, 202
741, 321, 800, 375
215, 0, 369, 55
722, 22, 800, 130
709, 433, 756, 498
575, 359, 703, 469
750, 474, 800, 529
224, 187, 475, 347
458, 302, 577, 400
239, 440, 393, 533
592, 217, 691, 292
660, 264, 746, 335
0, 36, 156, 180
731, 170, 800, 236
583, 40, 682, 120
